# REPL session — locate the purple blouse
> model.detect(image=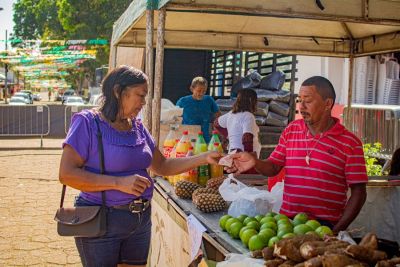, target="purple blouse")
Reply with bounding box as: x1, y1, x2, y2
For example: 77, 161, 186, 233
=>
63, 109, 155, 206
